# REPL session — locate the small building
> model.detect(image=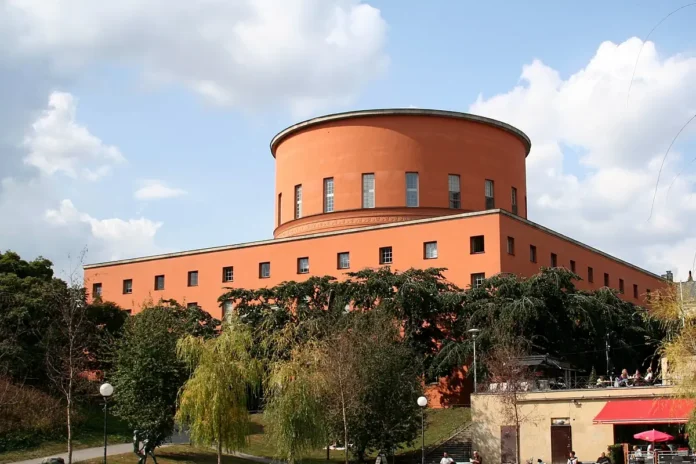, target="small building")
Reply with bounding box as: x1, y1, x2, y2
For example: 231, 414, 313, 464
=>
471, 385, 693, 464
